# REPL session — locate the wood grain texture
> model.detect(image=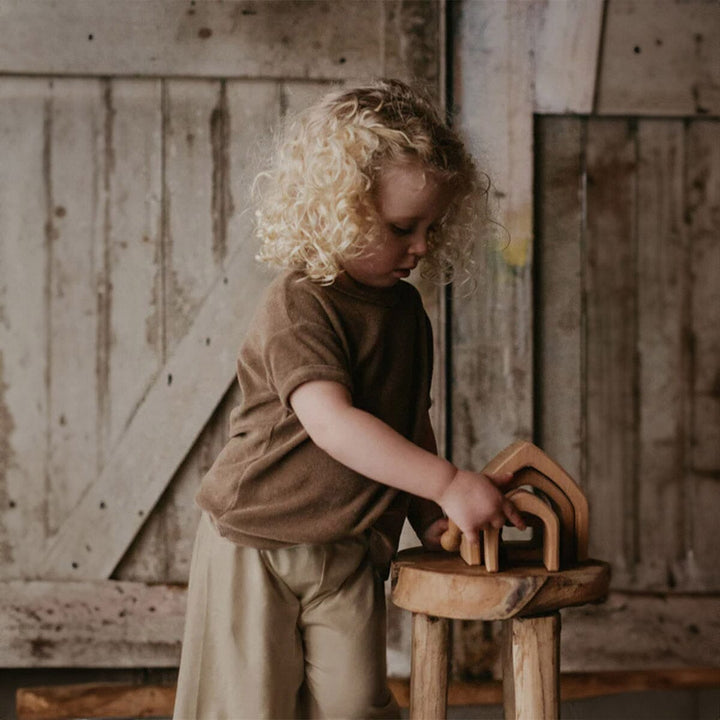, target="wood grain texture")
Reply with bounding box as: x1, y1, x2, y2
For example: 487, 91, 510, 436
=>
0, 79, 49, 579
409, 614, 449, 720
534, 116, 584, 483
534, 0, 603, 114
596, 0, 720, 116
503, 613, 560, 720
451, 0, 535, 472
584, 119, 639, 588
44, 80, 105, 538
636, 119, 688, 591
0, 1, 384, 80
5, 580, 717, 671
391, 550, 609, 621
0, 581, 185, 667
16, 683, 176, 720
684, 120, 720, 591
484, 490, 560, 573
